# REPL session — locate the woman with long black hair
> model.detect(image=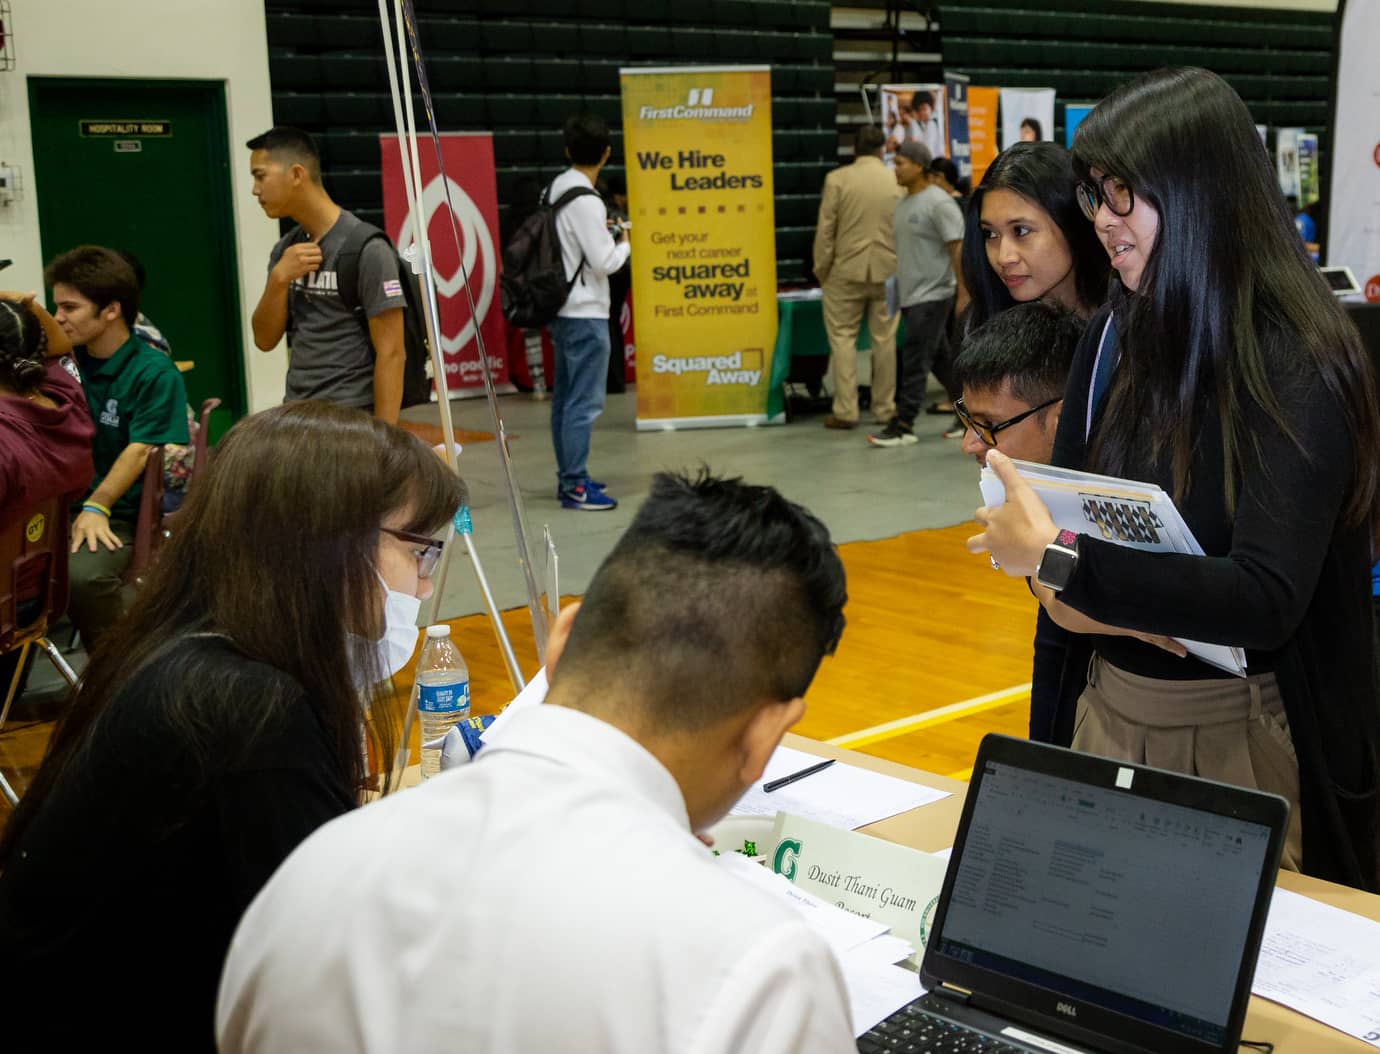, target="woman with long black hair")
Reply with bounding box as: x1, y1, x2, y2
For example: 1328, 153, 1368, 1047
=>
961, 140, 1110, 334
972, 68, 1380, 890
